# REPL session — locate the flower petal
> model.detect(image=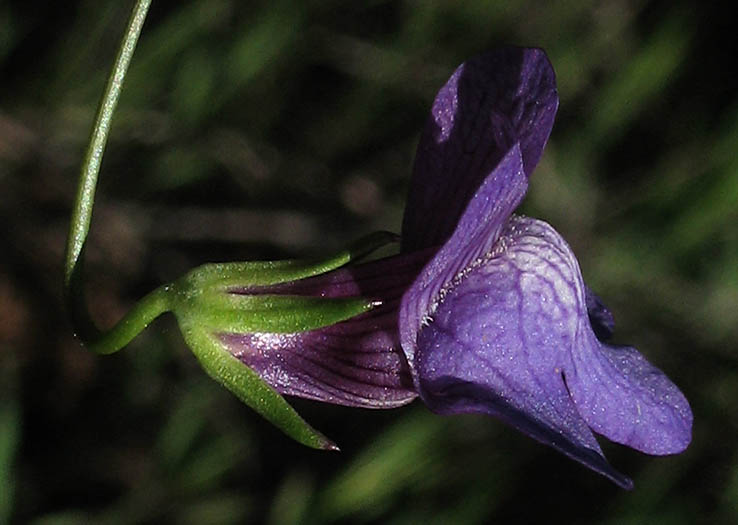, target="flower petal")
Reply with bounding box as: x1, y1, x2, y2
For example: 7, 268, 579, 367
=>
500, 219, 693, 455
400, 143, 527, 370
402, 47, 558, 251
221, 252, 429, 408
416, 353, 633, 489
410, 217, 629, 487
220, 305, 415, 408
407, 215, 691, 486
566, 341, 693, 455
